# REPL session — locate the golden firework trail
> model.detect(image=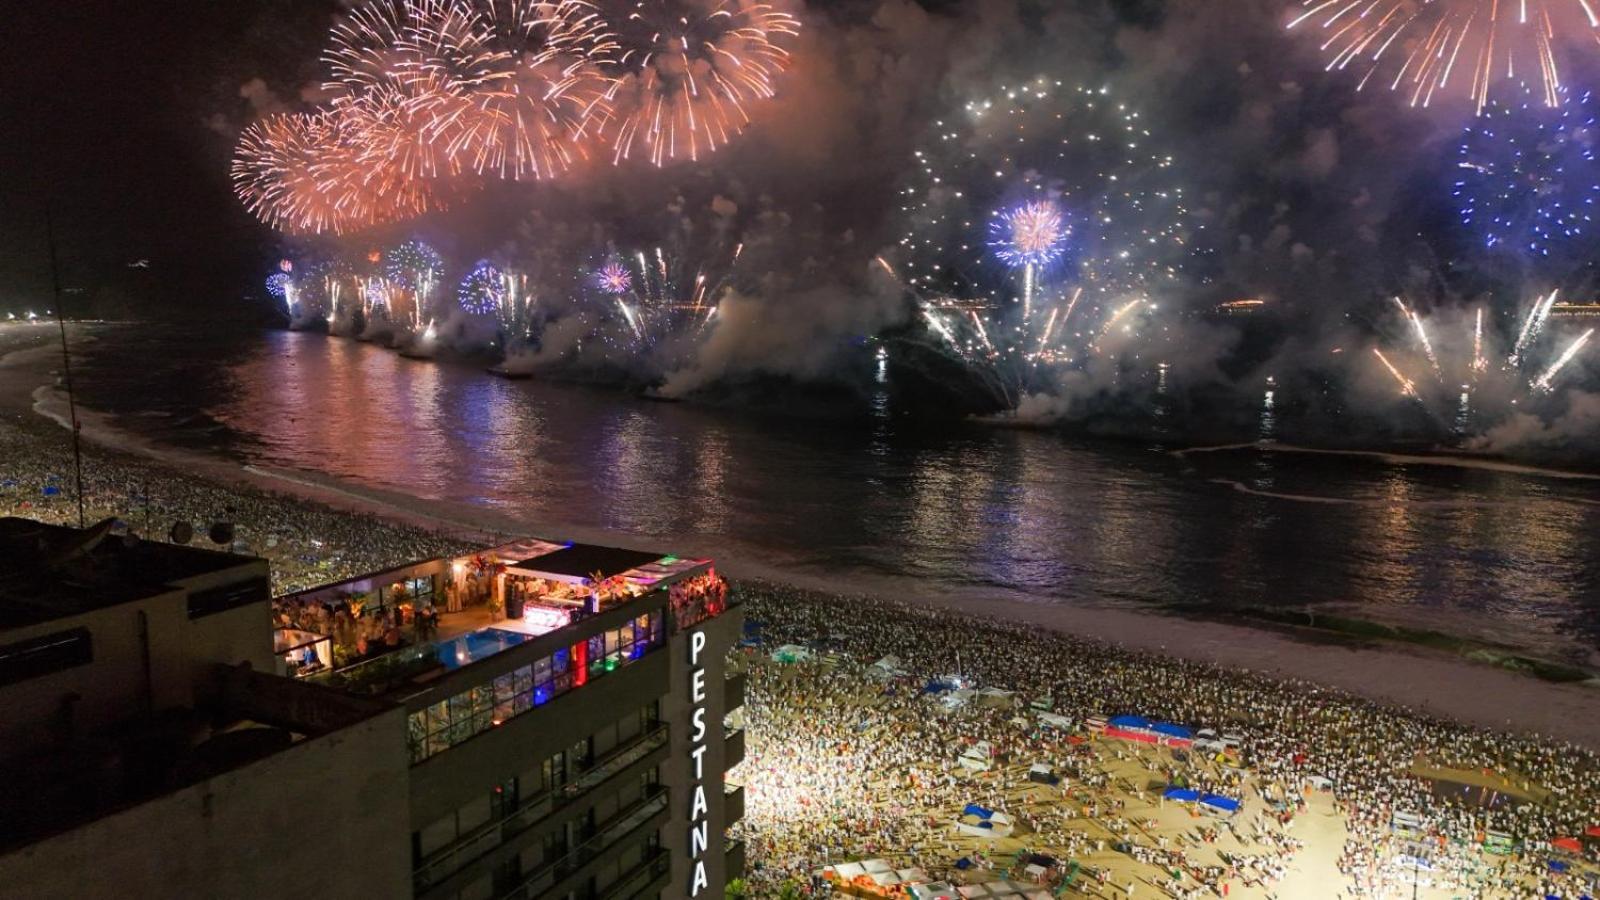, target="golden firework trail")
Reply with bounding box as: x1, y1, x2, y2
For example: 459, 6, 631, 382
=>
1373, 347, 1418, 398
1532, 327, 1595, 391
